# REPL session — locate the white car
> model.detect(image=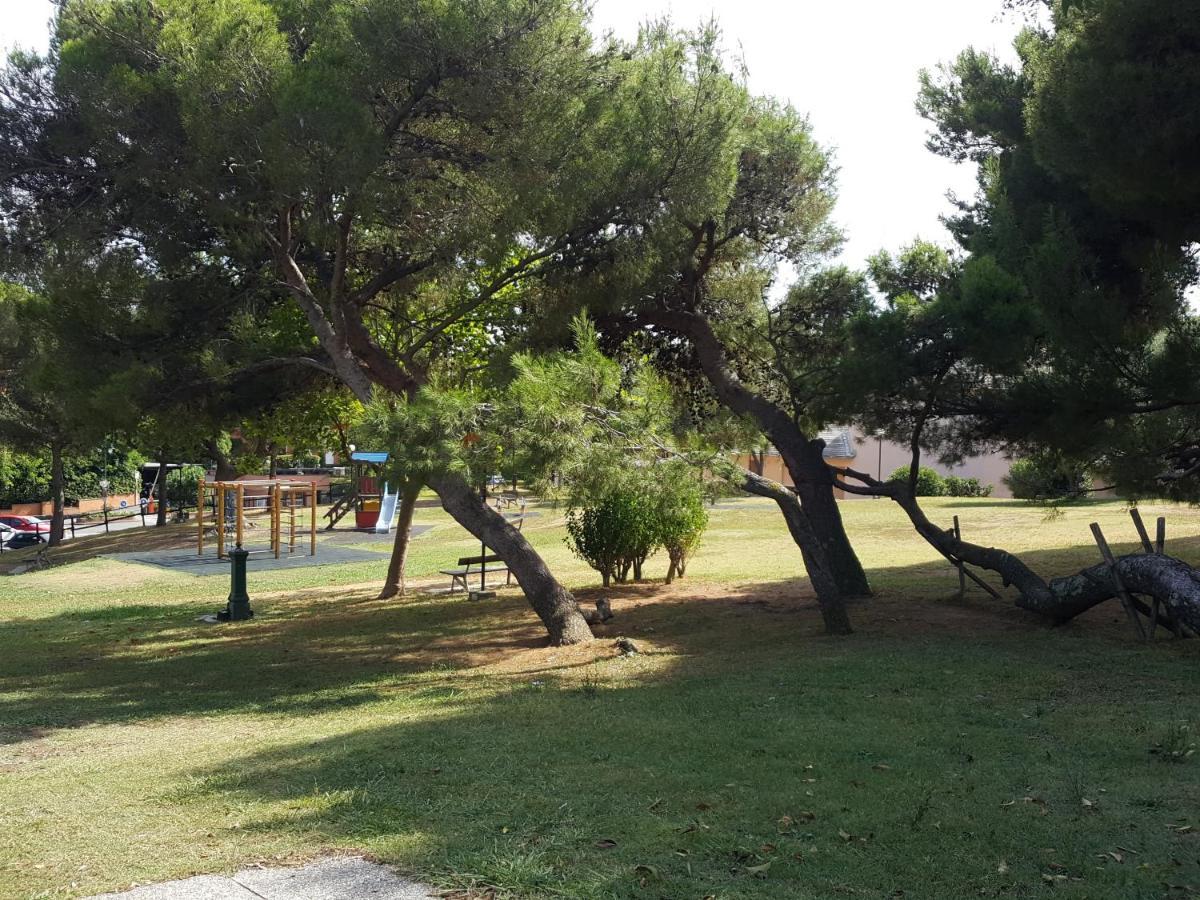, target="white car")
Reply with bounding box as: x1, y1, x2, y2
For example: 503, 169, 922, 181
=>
0, 522, 11, 547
